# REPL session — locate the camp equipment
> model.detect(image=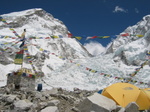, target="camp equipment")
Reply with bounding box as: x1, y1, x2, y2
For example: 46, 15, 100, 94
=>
101, 83, 150, 110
